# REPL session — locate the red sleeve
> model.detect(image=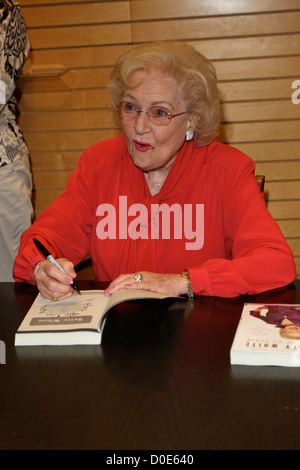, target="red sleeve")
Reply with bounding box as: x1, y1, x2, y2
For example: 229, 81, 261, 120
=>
188, 159, 296, 297
13, 148, 94, 284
